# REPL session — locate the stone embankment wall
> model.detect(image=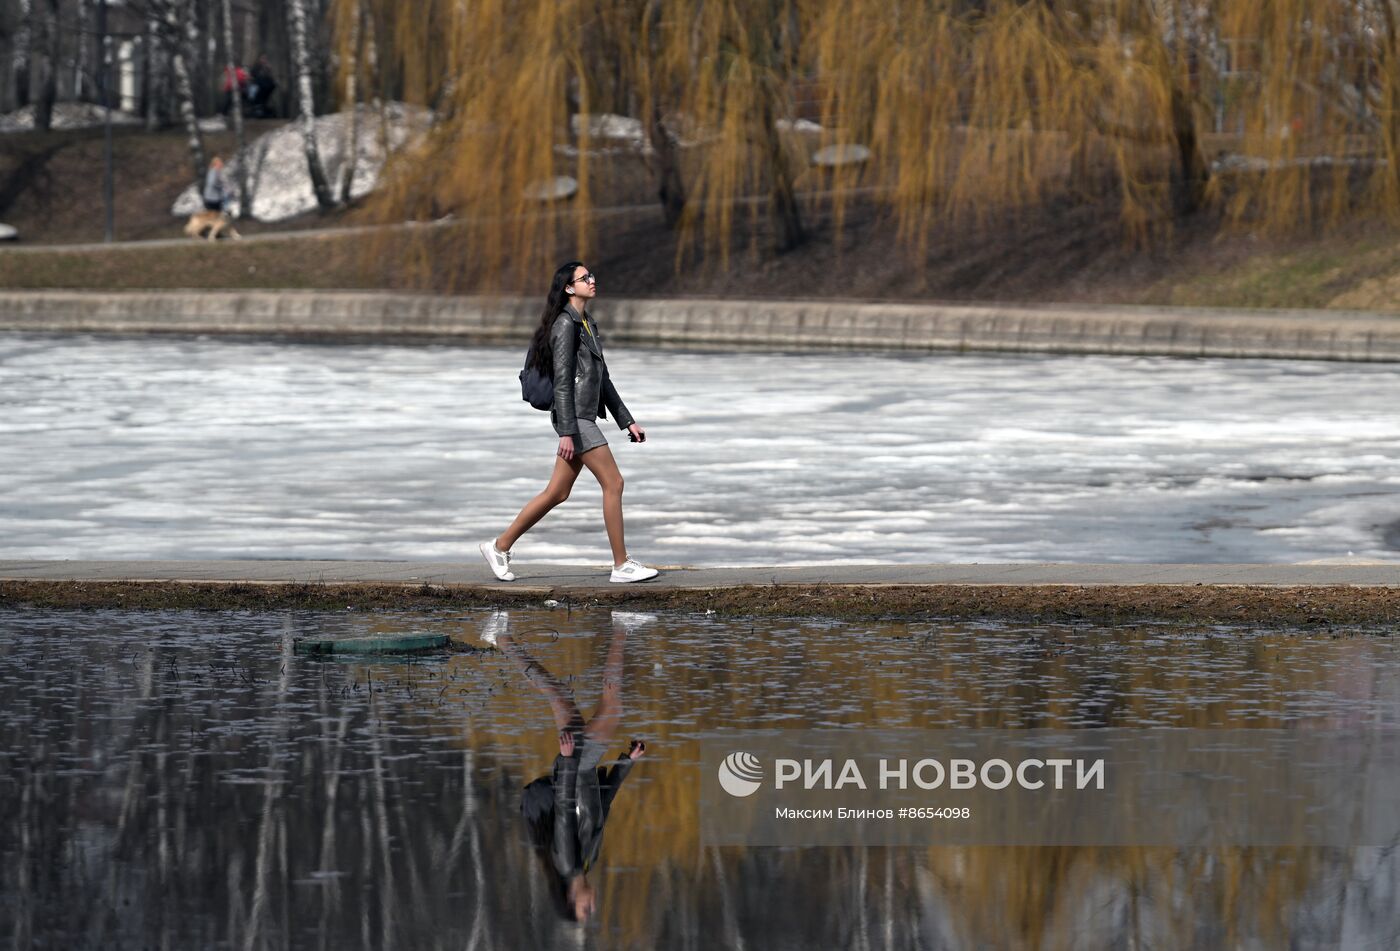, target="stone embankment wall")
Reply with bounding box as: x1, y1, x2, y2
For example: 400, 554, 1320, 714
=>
2, 290, 1399, 360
